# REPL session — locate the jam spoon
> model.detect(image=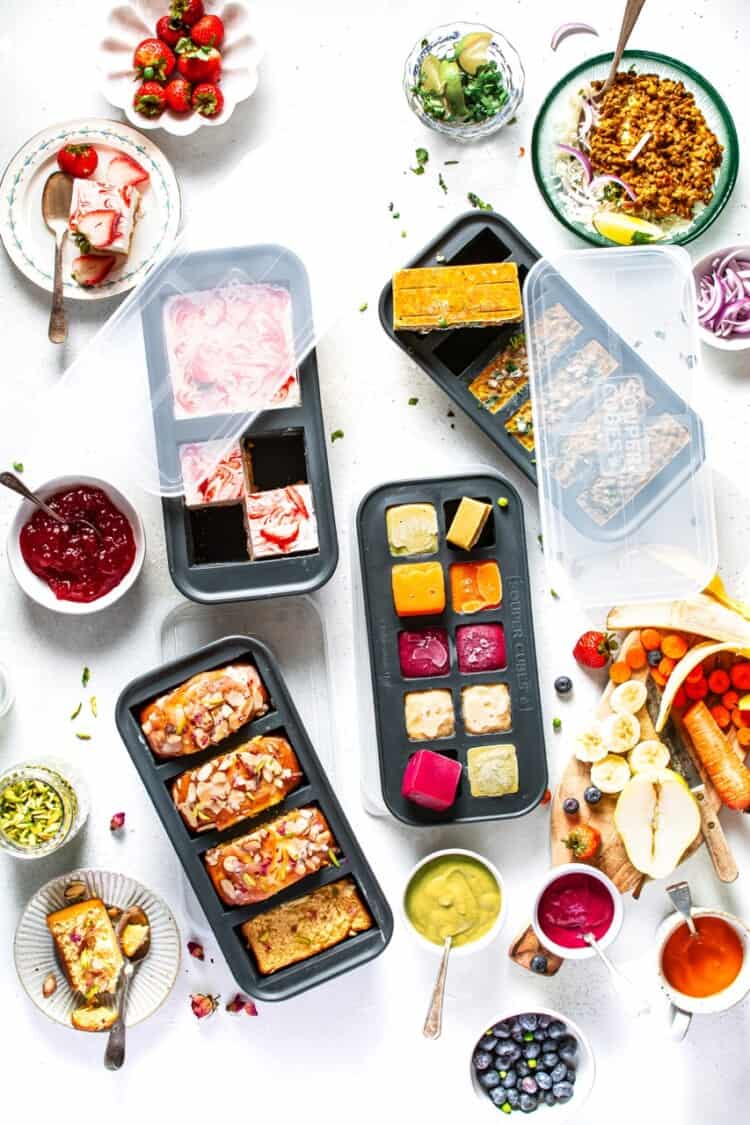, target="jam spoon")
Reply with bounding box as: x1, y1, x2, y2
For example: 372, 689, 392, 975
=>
0, 472, 100, 539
